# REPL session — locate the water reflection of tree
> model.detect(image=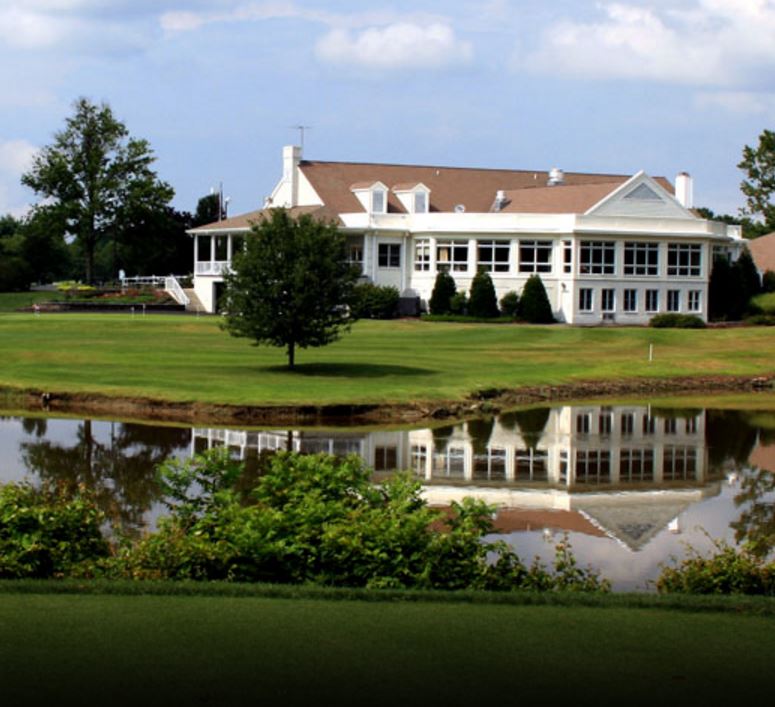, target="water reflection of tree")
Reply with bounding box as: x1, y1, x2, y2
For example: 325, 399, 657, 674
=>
705, 410, 759, 471
21, 420, 190, 535
731, 469, 775, 557
499, 407, 550, 450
